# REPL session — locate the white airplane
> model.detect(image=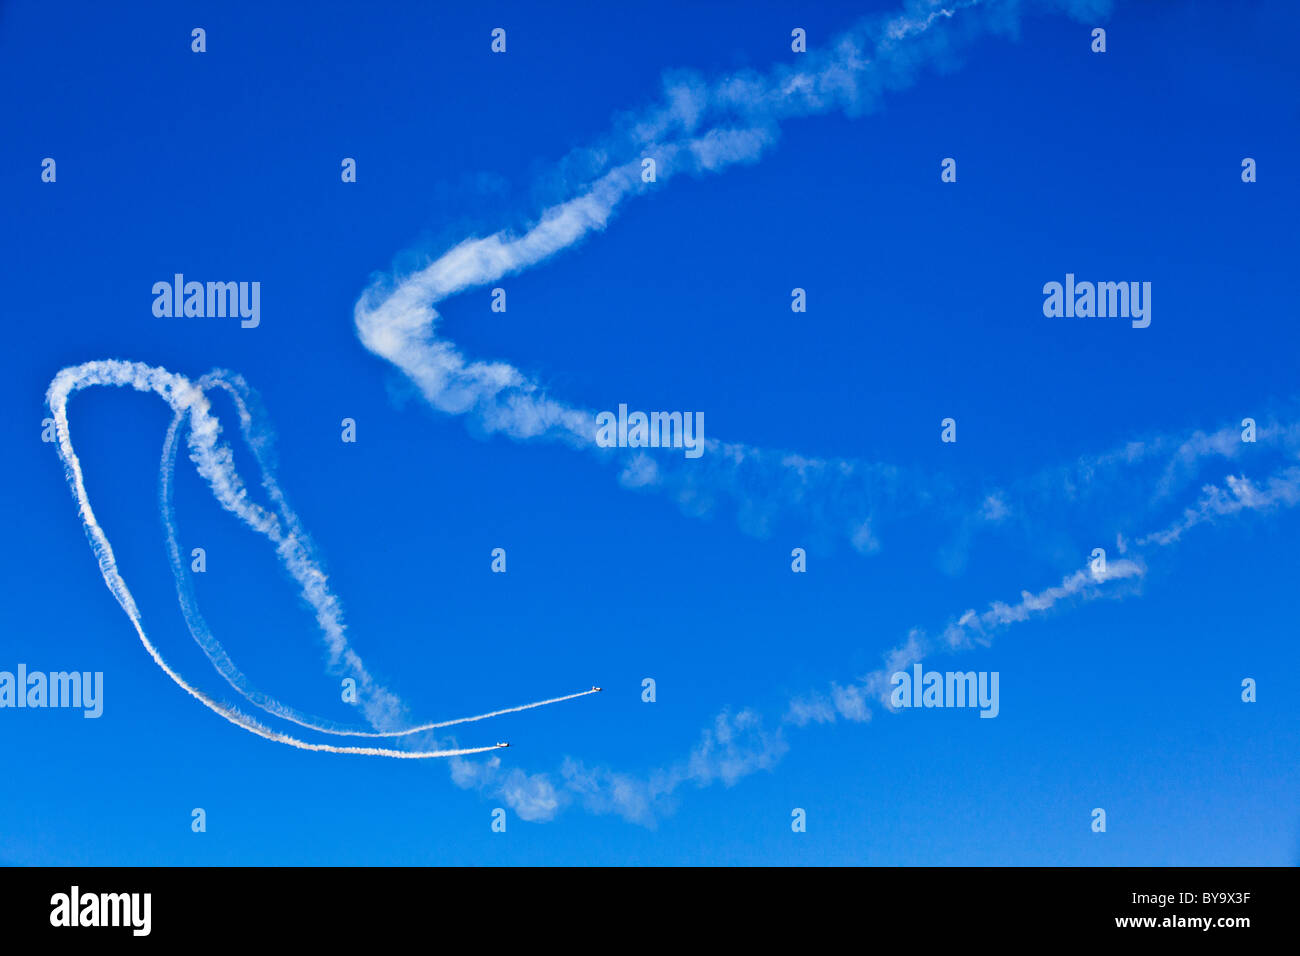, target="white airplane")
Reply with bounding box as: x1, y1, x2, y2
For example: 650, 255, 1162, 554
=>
591, 686, 602, 692
496, 742, 510, 748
